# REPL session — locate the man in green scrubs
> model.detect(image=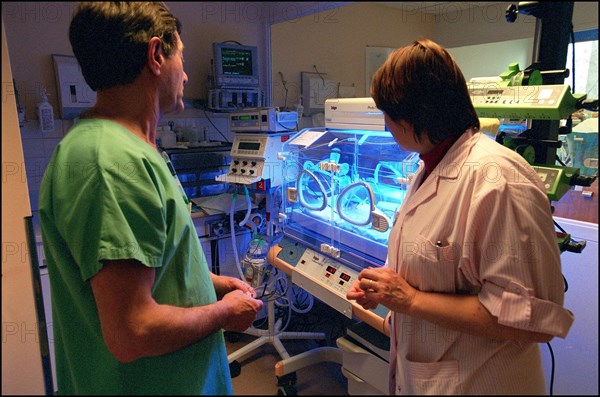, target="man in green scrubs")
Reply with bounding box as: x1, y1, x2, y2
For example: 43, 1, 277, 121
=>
39, 2, 263, 394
